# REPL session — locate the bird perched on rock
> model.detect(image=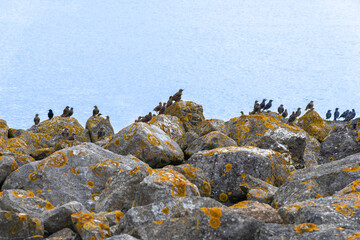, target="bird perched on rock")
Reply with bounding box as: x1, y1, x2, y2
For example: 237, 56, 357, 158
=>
295, 108, 301, 117
278, 104, 284, 114
260, 99, 267, 111
240, 111, 244, 116
61, 106, 70, 117
153, 102, 162, 112
68, 133, 76, 141
305, 101, 314, 111
61, 128, 69, 139
263, 100, 273, 111
339, 110, 349, 120
48, 109, 54, 120
34, 114, 40, 125
67, 107, 73, 117
93, 106, 99, 117
106, 116, 110, 121
251, 100, 261, 114
326, 110, 331, 120
97, 127, 106, 140
282, 109, 288, 118
159, 103, 166, 115
288, 112, 297, 123
142, 112, 153, 122
135, 116, 143, 122
97, 113, 102, 117
334, 108, 340, 121
345, 109, 356, 122
166, 96, 173, 108
172, 89, 183, 102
